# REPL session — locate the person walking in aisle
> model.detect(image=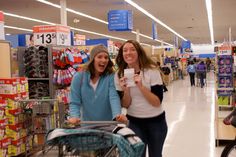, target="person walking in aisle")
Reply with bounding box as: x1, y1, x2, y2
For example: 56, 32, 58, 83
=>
206, 57, 212, 72
196, 61, 207, 88
187, 61, 196, 86
68, 44, 127, 124
156, 61, 168, 92
114, 40, 168, 157
177, 59, 184, 80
